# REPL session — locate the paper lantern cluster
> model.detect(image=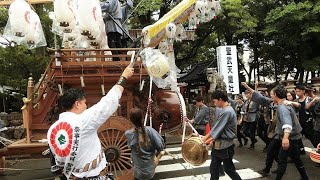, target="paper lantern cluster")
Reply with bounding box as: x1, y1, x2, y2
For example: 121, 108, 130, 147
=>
53, 0, 107, 49
3, 0, 47, 49
188, 0, 221, 30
